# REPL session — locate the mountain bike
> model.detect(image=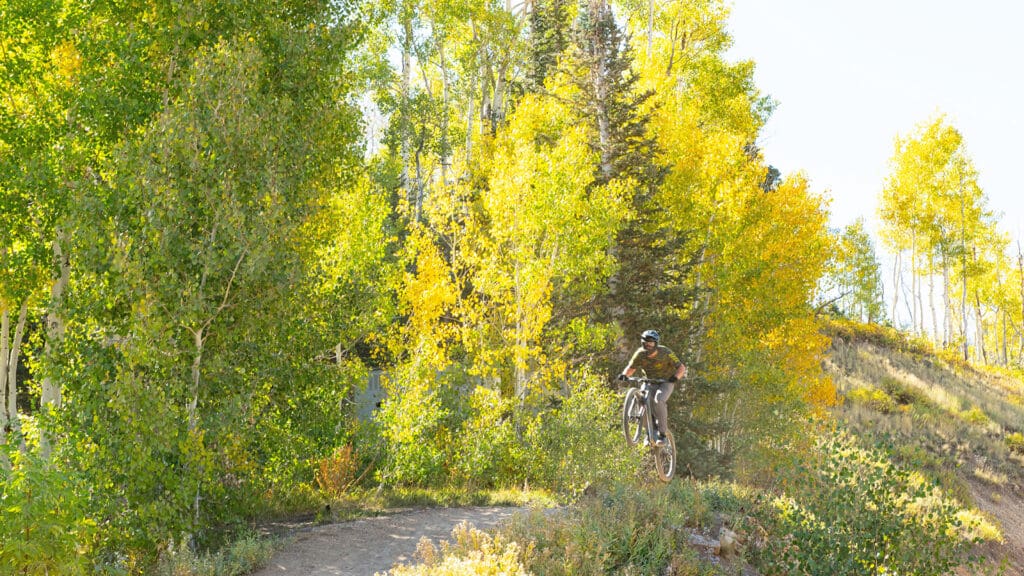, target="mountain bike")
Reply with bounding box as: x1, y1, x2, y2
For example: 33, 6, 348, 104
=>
621, 377, 676, 482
